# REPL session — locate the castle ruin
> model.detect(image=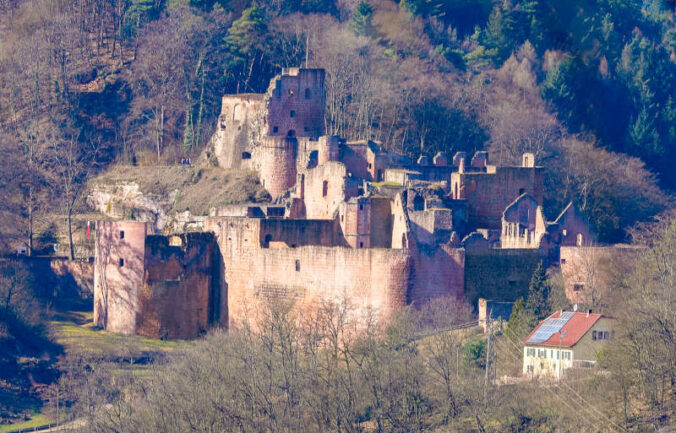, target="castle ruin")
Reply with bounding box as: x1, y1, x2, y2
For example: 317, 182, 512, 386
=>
94, 67, 600, 339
